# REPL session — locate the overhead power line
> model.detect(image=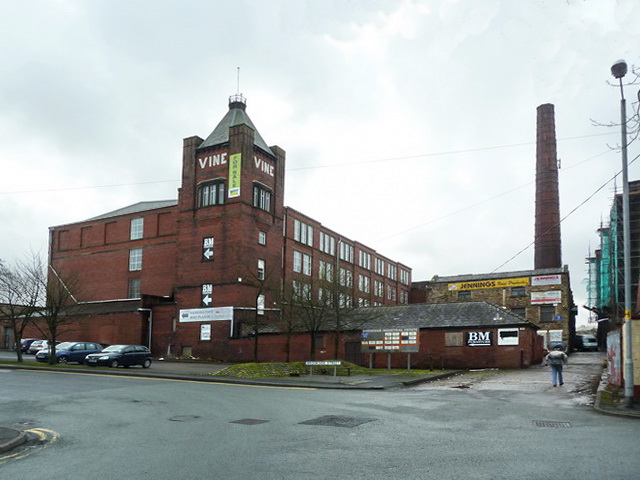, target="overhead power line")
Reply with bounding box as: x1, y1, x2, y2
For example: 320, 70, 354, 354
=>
490, 152, 640, 273
379, 149, 612, 242
287, 131, 616, 171
0, 131, 617, 196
